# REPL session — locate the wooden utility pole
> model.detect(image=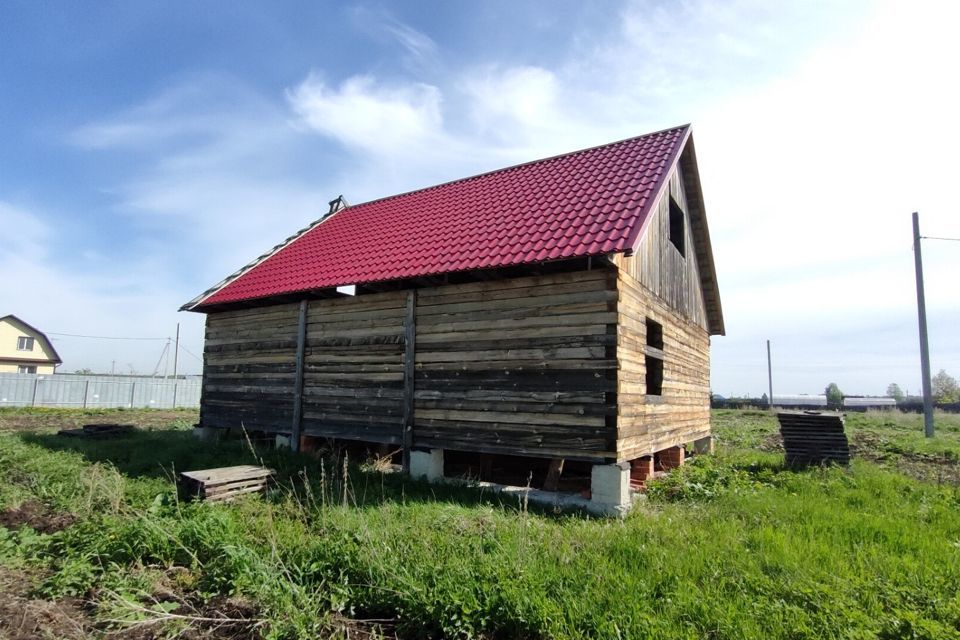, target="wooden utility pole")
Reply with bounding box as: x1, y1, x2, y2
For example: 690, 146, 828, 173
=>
290, 300, 308, 453
766, 339, 774, 408
912, 212, 934, 438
